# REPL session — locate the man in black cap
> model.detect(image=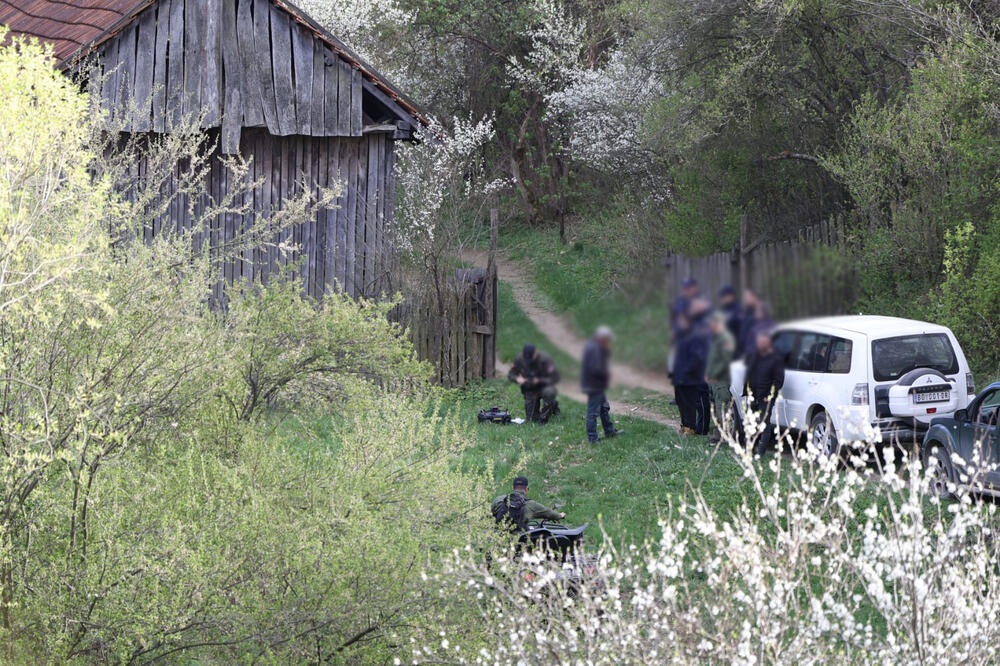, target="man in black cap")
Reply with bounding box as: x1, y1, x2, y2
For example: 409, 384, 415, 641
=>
491, 476, 565, 531
508, 344, 560, 423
